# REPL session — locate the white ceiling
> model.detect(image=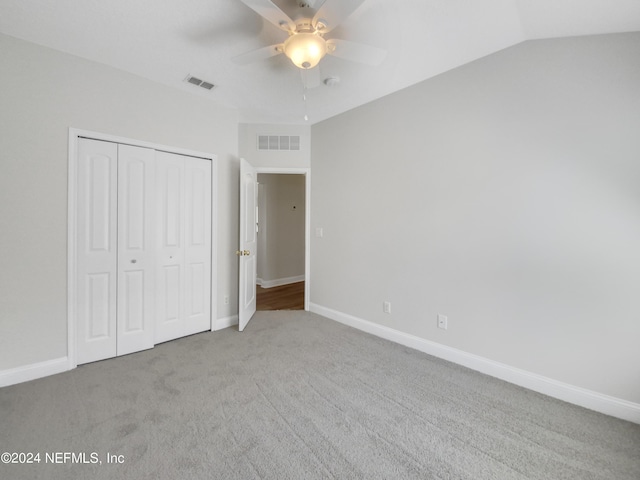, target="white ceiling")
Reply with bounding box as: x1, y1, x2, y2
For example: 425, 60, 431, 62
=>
1, 0, 639, 125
